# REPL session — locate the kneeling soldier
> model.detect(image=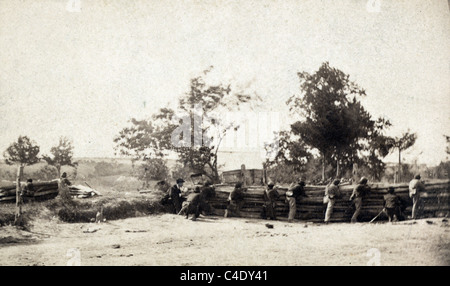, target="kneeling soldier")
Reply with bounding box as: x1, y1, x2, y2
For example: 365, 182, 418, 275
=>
384, 186, 401, 222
